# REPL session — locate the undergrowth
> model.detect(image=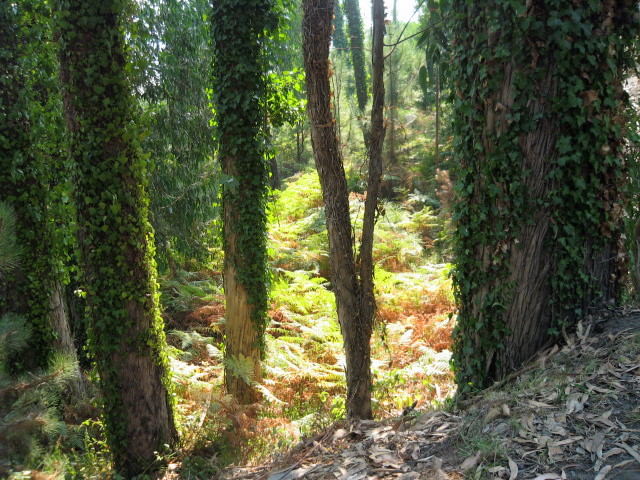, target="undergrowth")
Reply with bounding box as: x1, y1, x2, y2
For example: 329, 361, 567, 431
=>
158, 171, 456, 475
